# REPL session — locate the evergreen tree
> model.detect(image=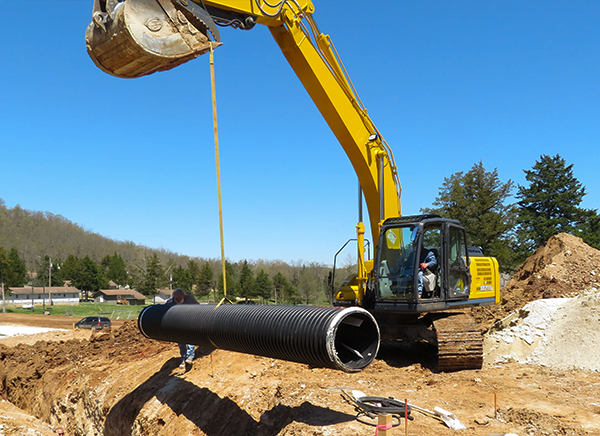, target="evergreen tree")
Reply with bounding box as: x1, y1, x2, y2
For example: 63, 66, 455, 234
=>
423, 161, 517, 271
254, 269, 273, 303
137, 253, 166, 297
516, 154, 591, 254
5, 248, 28, 287
72, 255, 101, 300
57, 255, 80, 284
187, 259, 201, 290
196, 262, 213, 299
0, 248, 8, 289
172, 265, 193, 292
101, 254, 111, 271
107, 253, 129, 286
238, 260, 255, 301
35, 255, 62, 287
272, 272, 297, 304
577, 208, 600, 250
100, 252, 128, 287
